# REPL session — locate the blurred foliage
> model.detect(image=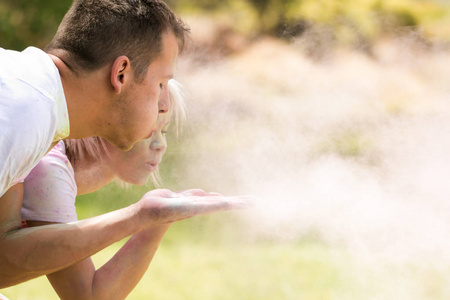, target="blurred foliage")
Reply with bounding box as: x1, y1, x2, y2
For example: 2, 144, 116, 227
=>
299, 0, 449, 46
1, 0, 449, 51
2, 239, 355, 300
172, 0, 450, 48
319, 130, 374, 159
0, 0, 71, 50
